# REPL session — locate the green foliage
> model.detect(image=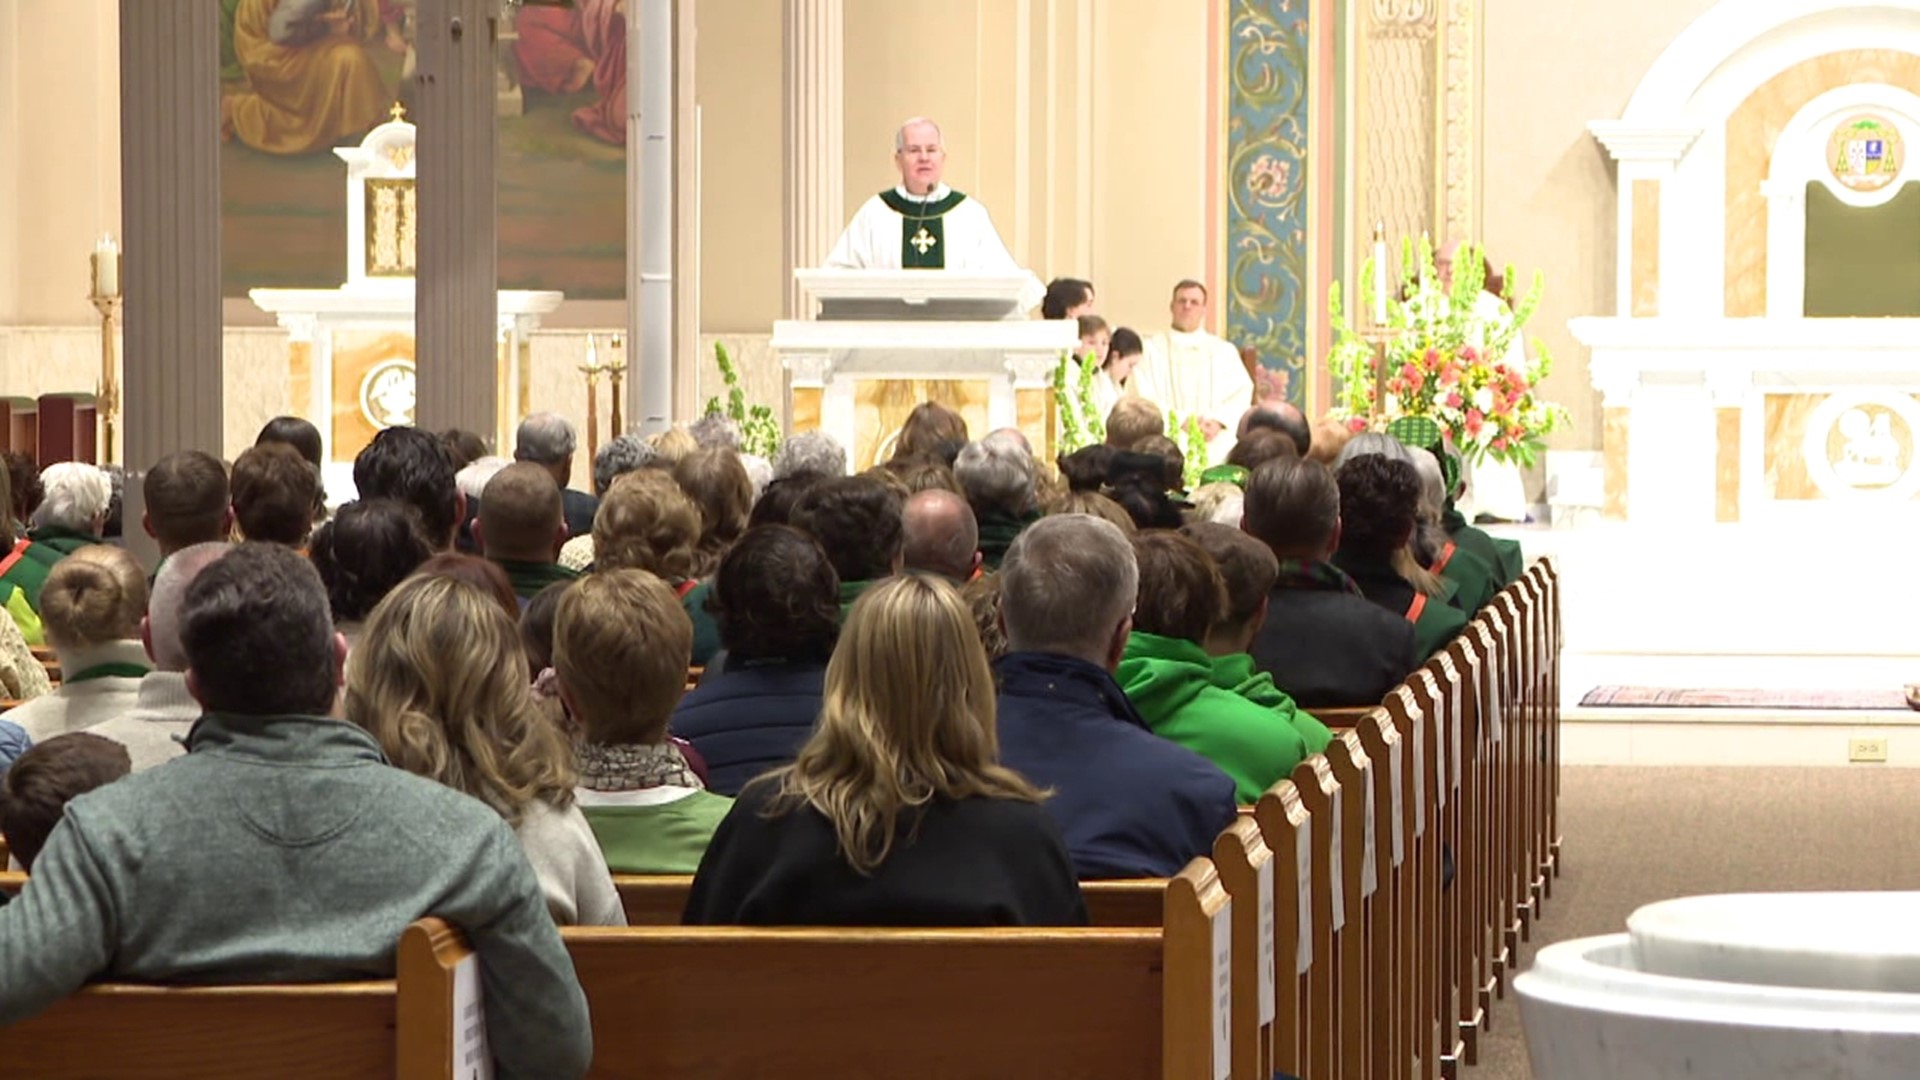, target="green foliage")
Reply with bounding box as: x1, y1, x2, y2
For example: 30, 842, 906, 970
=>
1054, 349, 1106, 452
705, 342, 782, 459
